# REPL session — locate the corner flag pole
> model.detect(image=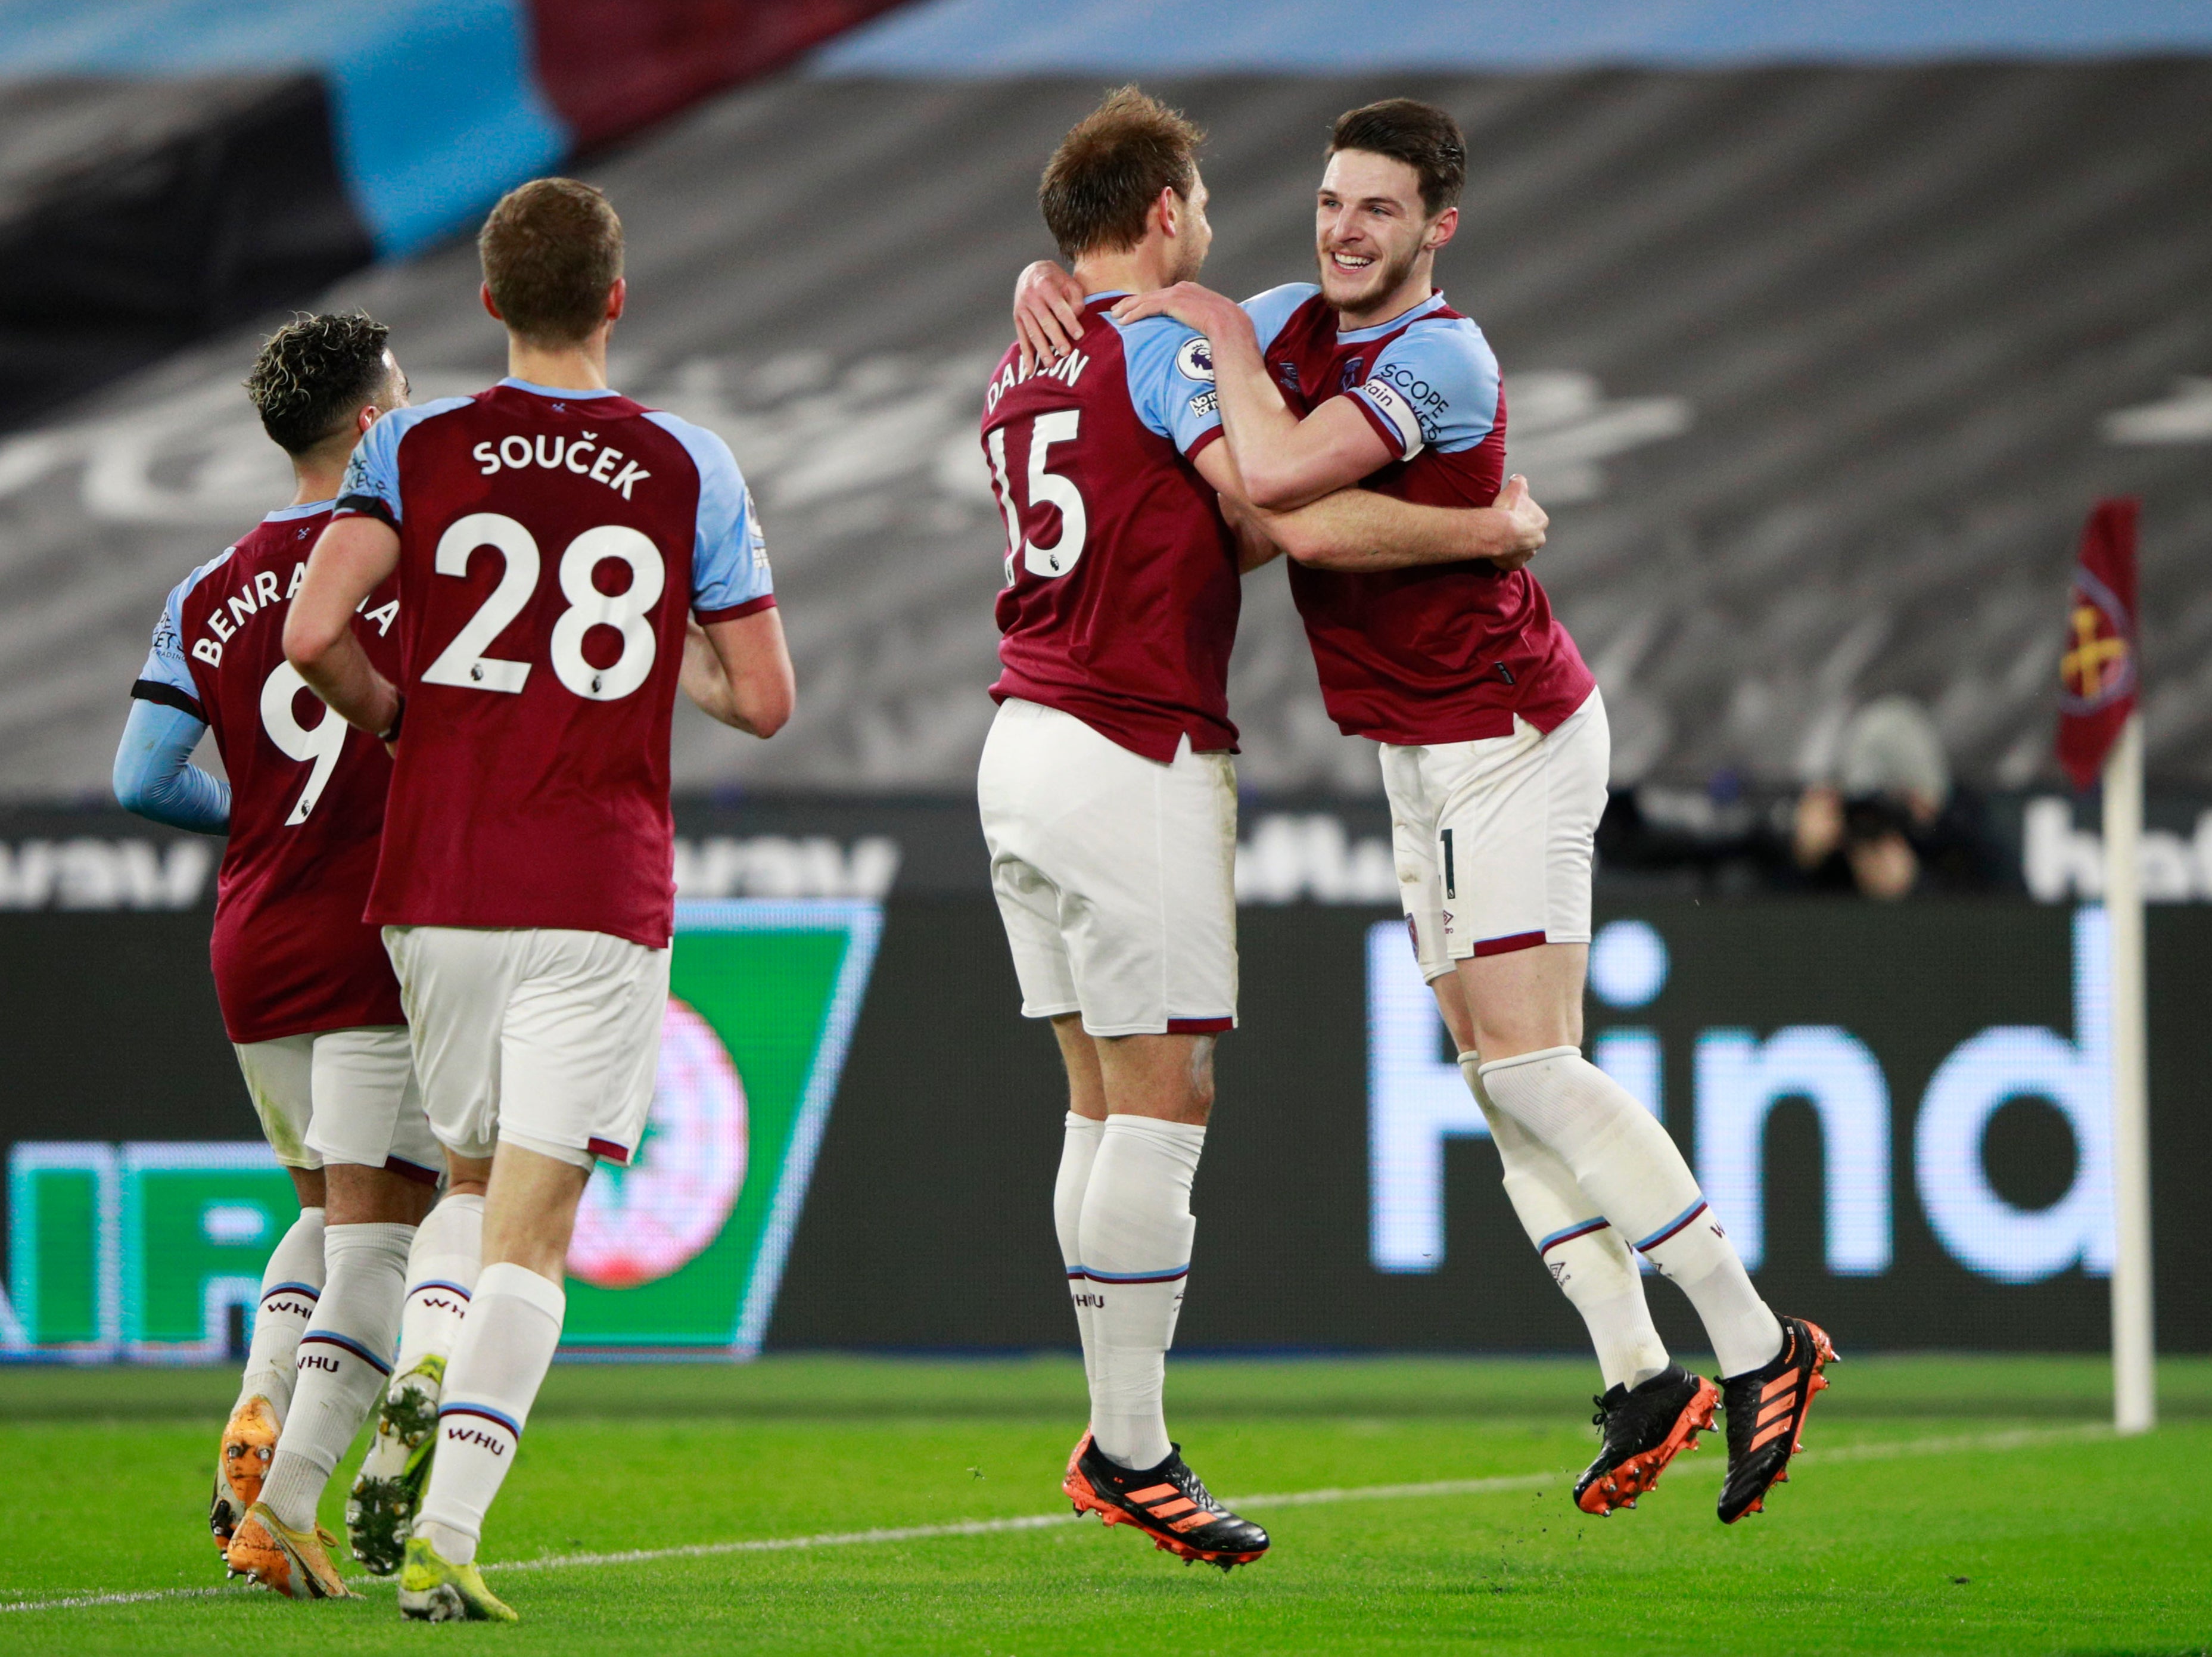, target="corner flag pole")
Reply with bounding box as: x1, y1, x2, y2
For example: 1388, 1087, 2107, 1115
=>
2058, 498, 2151, 1435
2104, 711, 2154, 1435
